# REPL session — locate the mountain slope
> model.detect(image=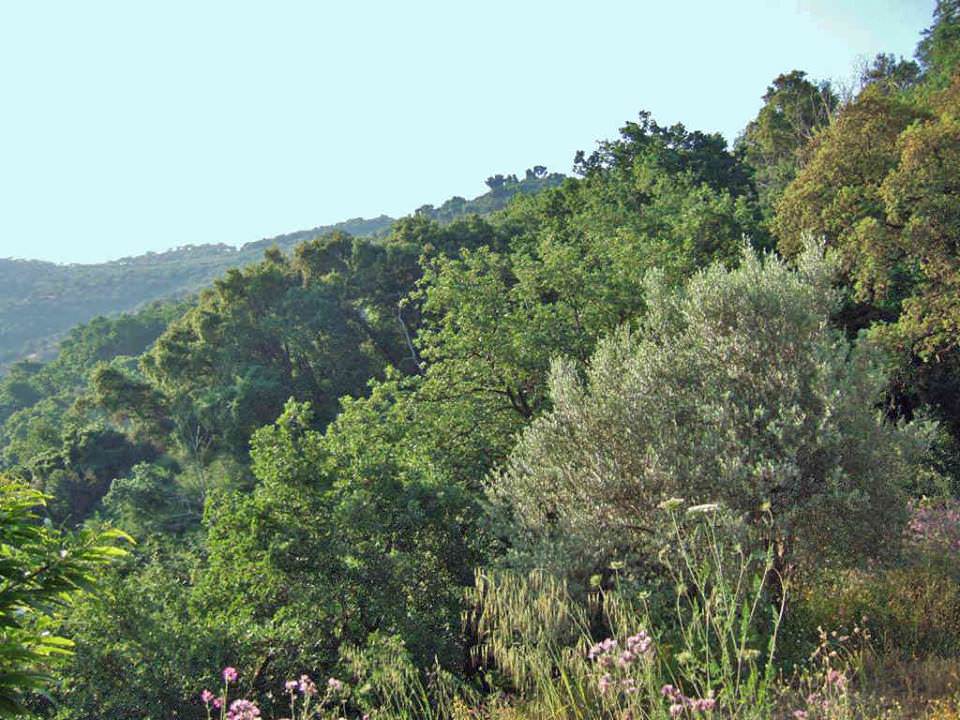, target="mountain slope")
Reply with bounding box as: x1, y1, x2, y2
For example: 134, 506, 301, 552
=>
0, 170, 564, 368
